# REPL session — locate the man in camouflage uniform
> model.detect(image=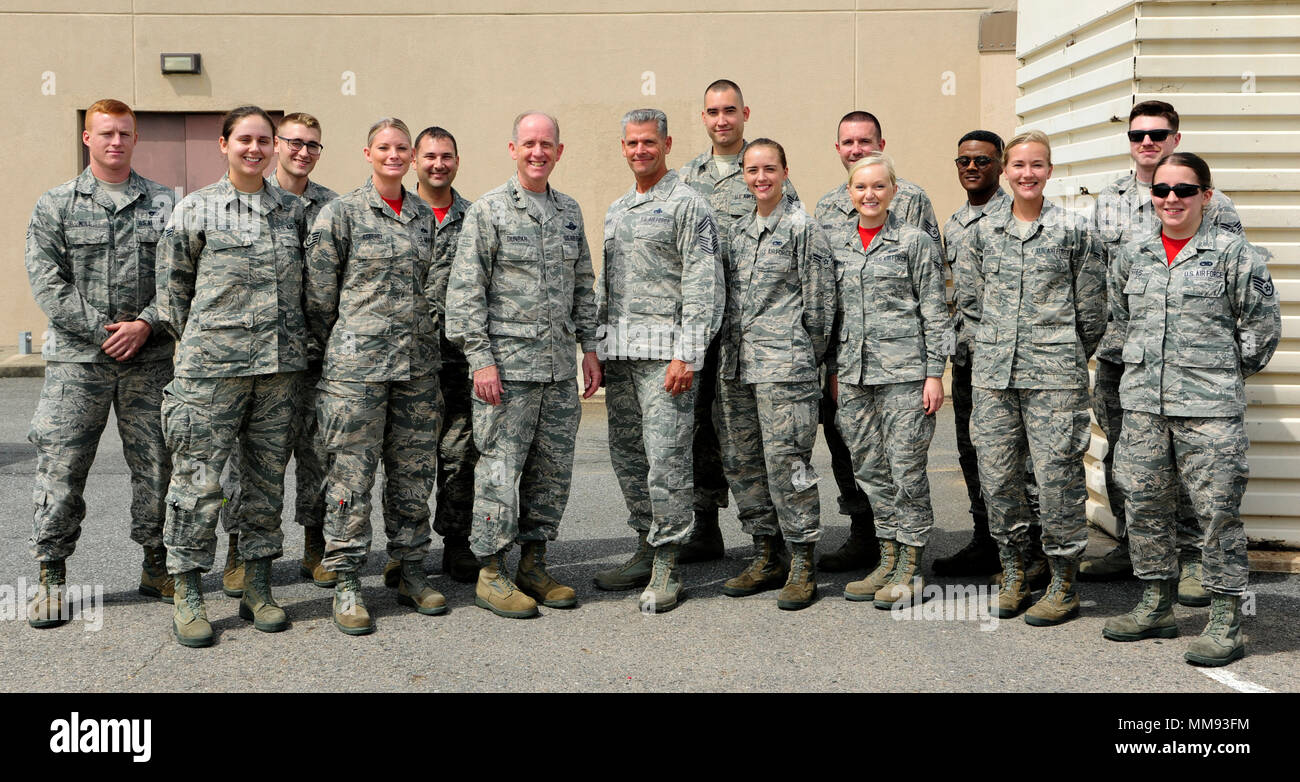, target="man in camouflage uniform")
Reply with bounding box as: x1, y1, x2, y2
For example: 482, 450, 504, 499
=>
594, 108, 722, 614
675, 79, 796, 563
218, 111, 338, 596
1105, 205, 1279, 665
446, 111, 601, 619
411, 125, 479, 584
813, 110, 941, 573
1083, 100, 1244, 608
25, 99, 176, 628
